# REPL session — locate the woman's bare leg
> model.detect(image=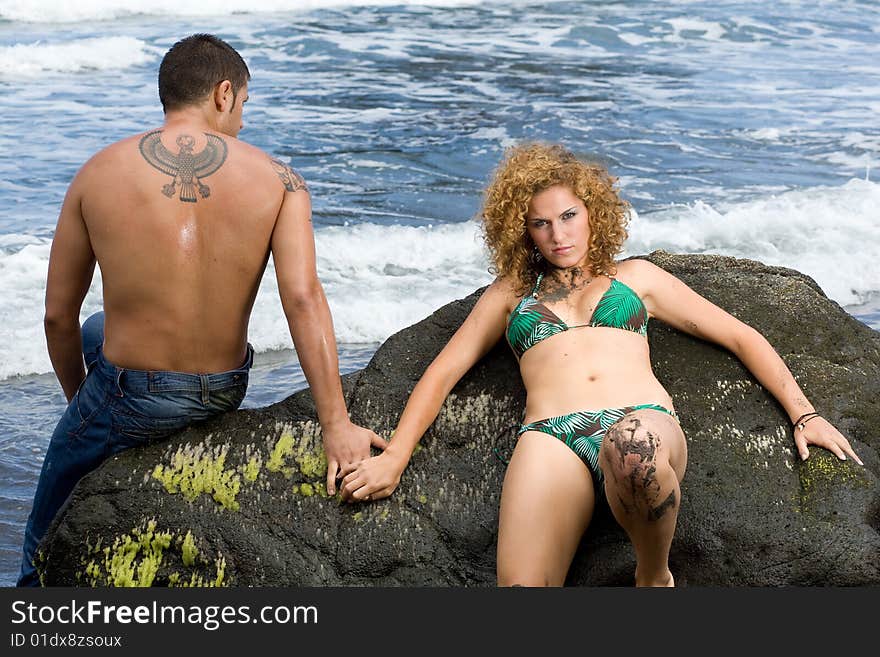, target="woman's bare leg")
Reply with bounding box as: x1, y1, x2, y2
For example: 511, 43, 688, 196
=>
497, 431, 596, 586
599, 409, 688, 587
